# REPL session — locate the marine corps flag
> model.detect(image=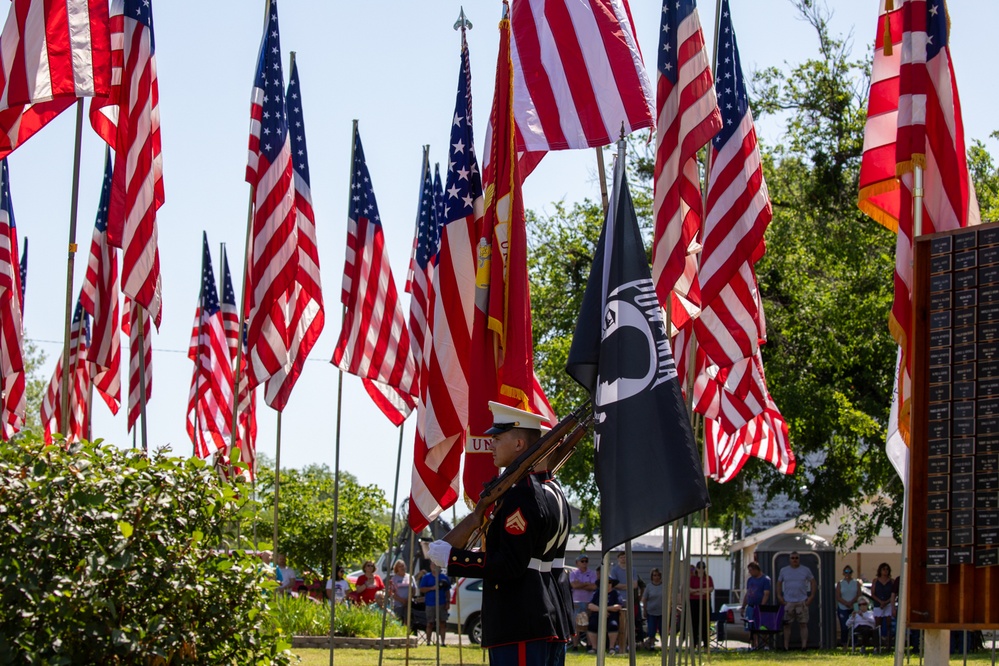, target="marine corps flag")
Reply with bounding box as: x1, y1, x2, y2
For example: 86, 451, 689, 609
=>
567, 141, 708, 553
